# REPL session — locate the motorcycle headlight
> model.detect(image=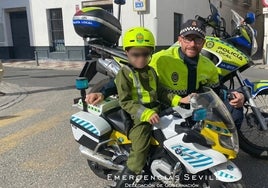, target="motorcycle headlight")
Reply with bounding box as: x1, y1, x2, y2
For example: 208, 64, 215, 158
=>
219, 133, 239, 153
